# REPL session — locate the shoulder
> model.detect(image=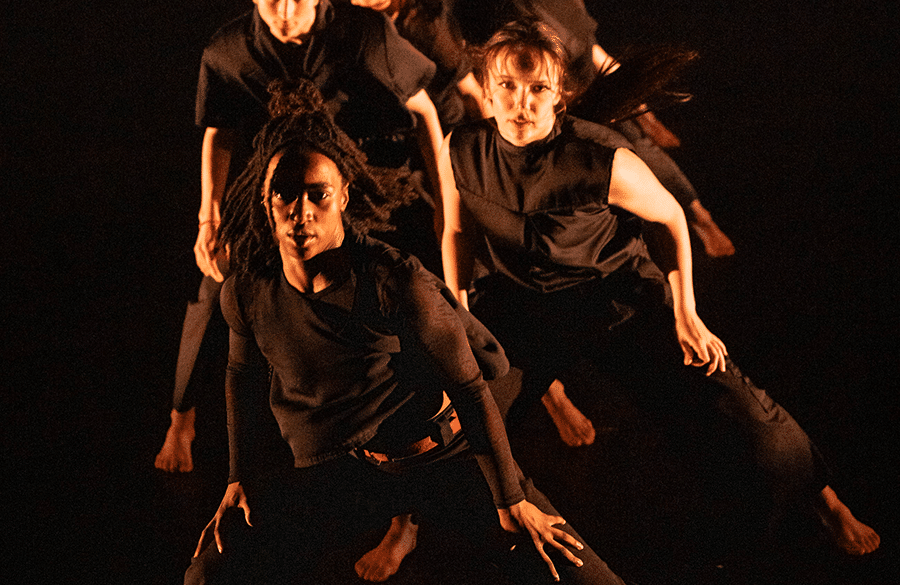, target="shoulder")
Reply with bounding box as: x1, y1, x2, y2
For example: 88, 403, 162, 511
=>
329, 1, 393, 38
348, 231, 437, 308
204, 10, 254, 58
350, 231, 423, 283
562, 116, 633, 151
220, 273, 274, 334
